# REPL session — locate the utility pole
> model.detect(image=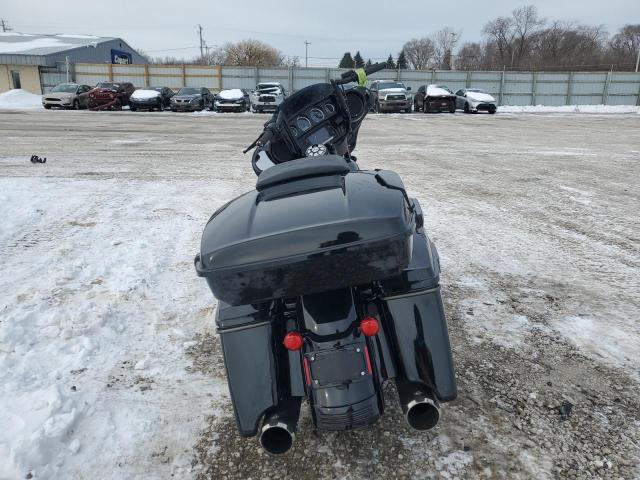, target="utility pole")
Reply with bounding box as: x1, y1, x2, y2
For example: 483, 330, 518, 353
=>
1, 19, 12, 32
304, 40, 310, 68
198, 24, 204, 63
635, 48, 640, 73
